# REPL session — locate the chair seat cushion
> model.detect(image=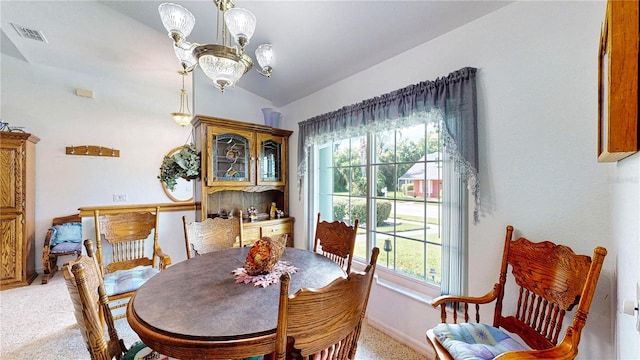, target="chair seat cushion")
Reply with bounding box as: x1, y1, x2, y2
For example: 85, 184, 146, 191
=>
123, 341, 263, 360
50, 241, 82, 254
104, 266, 159, 297
123, 341, 176, 360
50, 222, 82, 247
432, 323, 527, 360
